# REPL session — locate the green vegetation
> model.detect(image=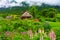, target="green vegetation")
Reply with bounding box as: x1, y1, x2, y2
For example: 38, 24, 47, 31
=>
0, 1, 60, 40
